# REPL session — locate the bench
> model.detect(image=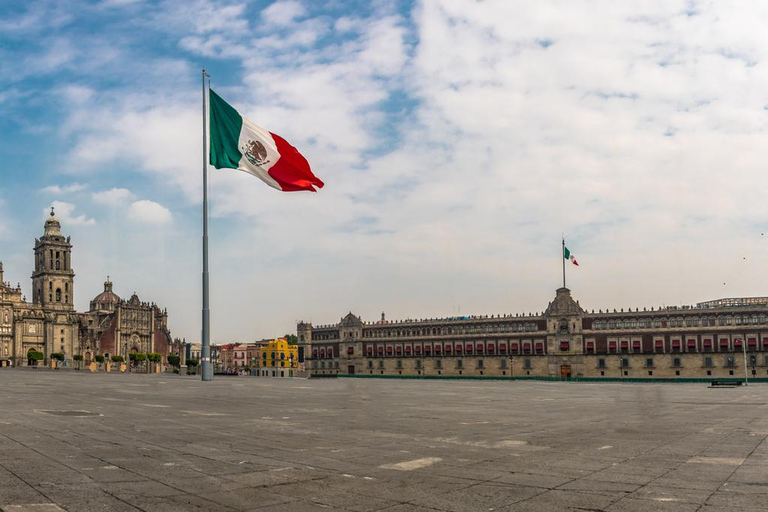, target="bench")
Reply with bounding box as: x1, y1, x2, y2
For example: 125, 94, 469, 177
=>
710, 380, 743, 387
